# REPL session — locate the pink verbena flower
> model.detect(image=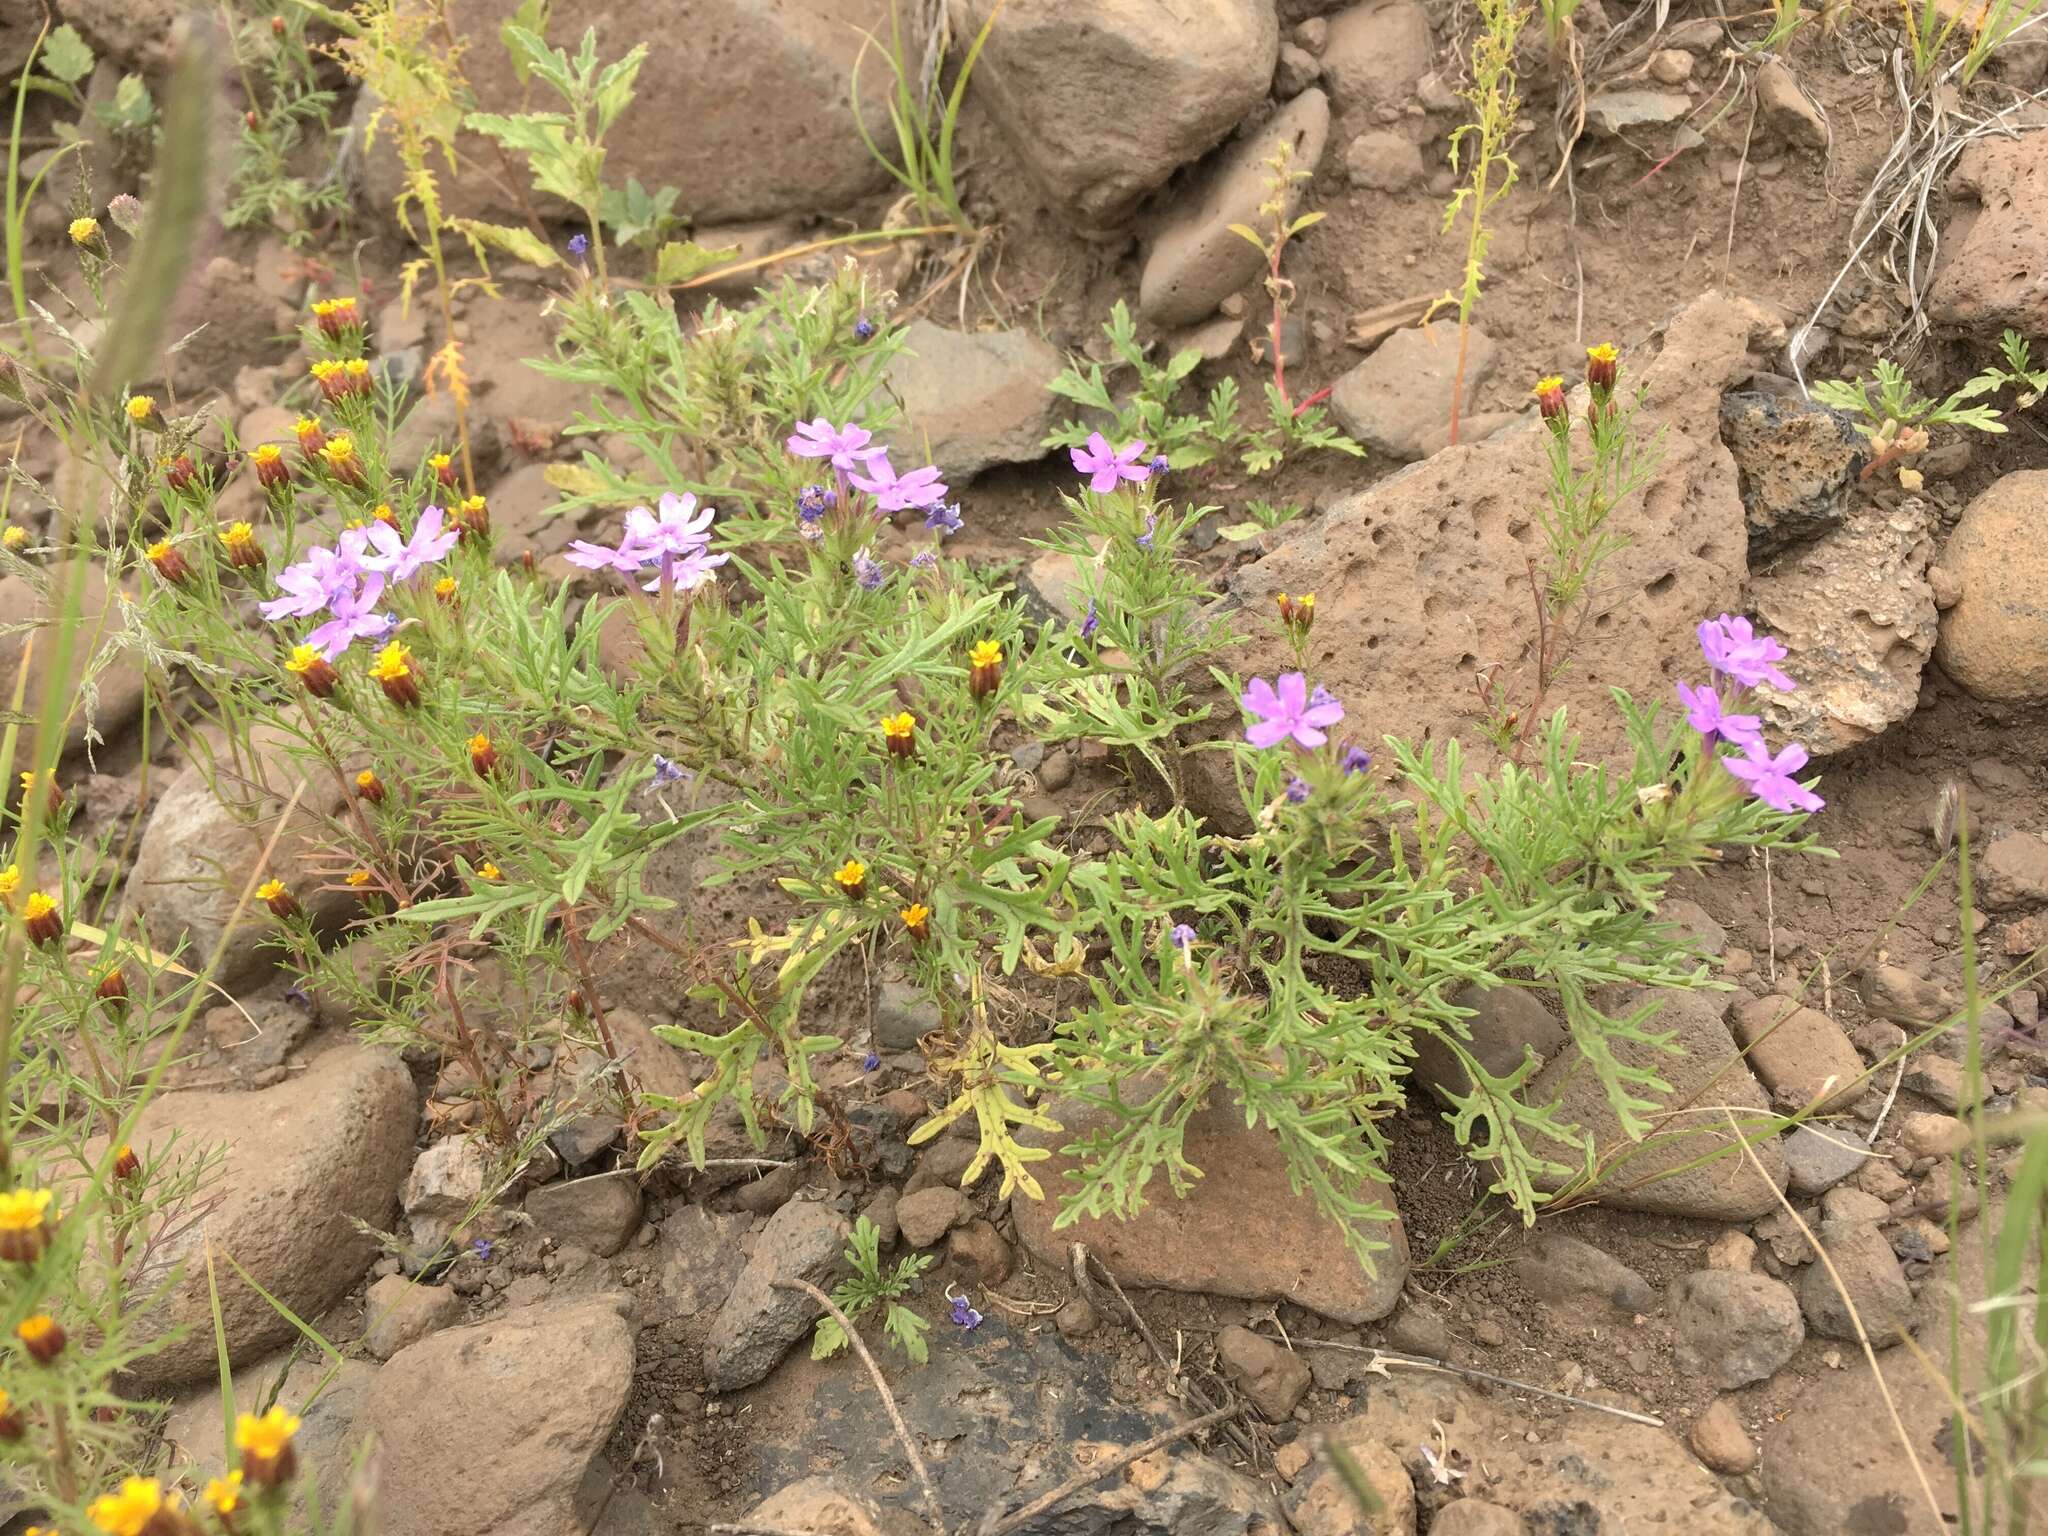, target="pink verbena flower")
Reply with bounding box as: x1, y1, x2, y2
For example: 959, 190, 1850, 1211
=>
257, 530, 369, 622
849, 454, 948, 513
638, 543, 730, 594
1241, 673, 1344, 749
1698, 614, 1796, 692
786, 418, 886, 473
1070, 432, 1152, 494
362, 504, 457, 583
1676, 681, 1763, 752
1723, 739, 1825, 814
304, 574, 391, 660
623, 491, 716, 557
